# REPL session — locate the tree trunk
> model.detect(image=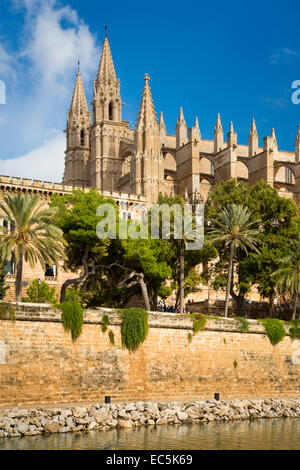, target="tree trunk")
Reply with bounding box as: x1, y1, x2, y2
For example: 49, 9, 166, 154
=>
138, 274, 151, 312
269, 294, 275, 318
60, 247, 89, 303
179, 238, 185, 314
15, 249, 23, 303
293, 292, 297, 320
207, 280, 210, 315
225, 241, 235, 318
